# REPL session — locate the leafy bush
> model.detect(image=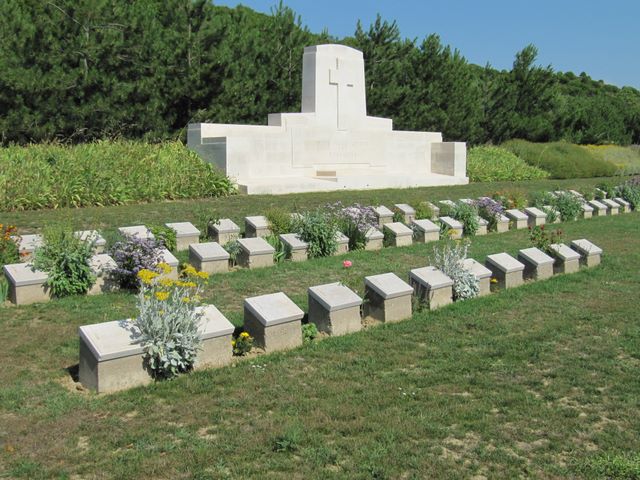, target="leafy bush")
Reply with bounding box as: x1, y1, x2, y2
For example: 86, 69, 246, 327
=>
552, 192, 583, 221
330, 203, 377, 251
232, 331, 253, 356
0, 276, 8, 305
475, 198, 505, 231
582, 144, 640, 174
0, 141, 236, 211
492, 189, 528, 209
294, 210, 339, 258
223, 240, 242, 267
430, 240, 479, 301
595, 181, 616, 199
391, 207, 405, 223
302, 323, 318, 344
529, 225, 563, 255
616, 182, 640, 209
266, 208, 293, 236
149, 225, 177, 252
0, 224, 20, 267
134, 266, 208, 380
110, 236, 164, 290
451, 202, 479, 237
529, 191, 556, 208
32, 226, 96, 297
413, 201, 434, 220
502, 139, 617, 179
264, 234, 287, 263
467, 146, 549, 182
